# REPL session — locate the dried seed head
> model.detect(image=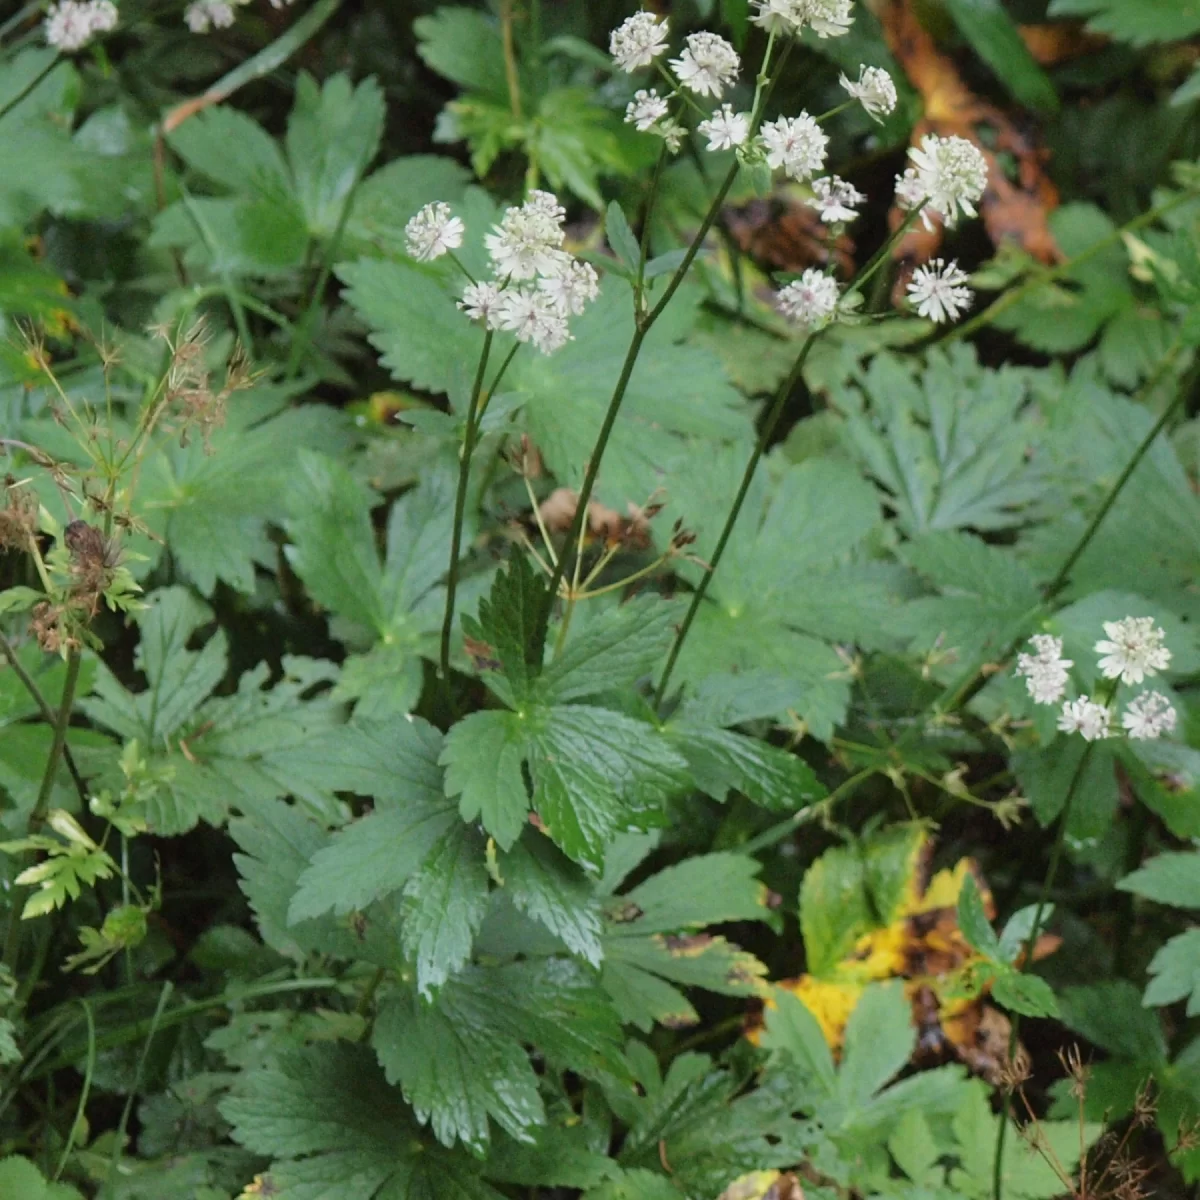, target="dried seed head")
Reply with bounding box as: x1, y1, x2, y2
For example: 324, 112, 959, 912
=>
0, 478, 38, 551
30, 602, 79, 655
